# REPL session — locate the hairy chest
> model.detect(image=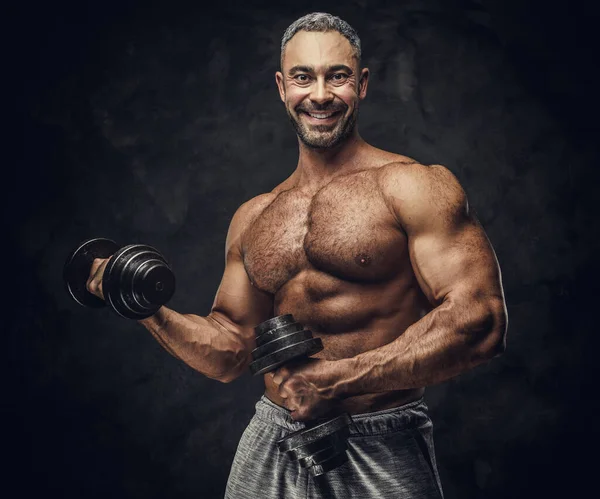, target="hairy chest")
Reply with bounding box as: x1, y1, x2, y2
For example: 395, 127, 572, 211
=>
241, 172, 407, 294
